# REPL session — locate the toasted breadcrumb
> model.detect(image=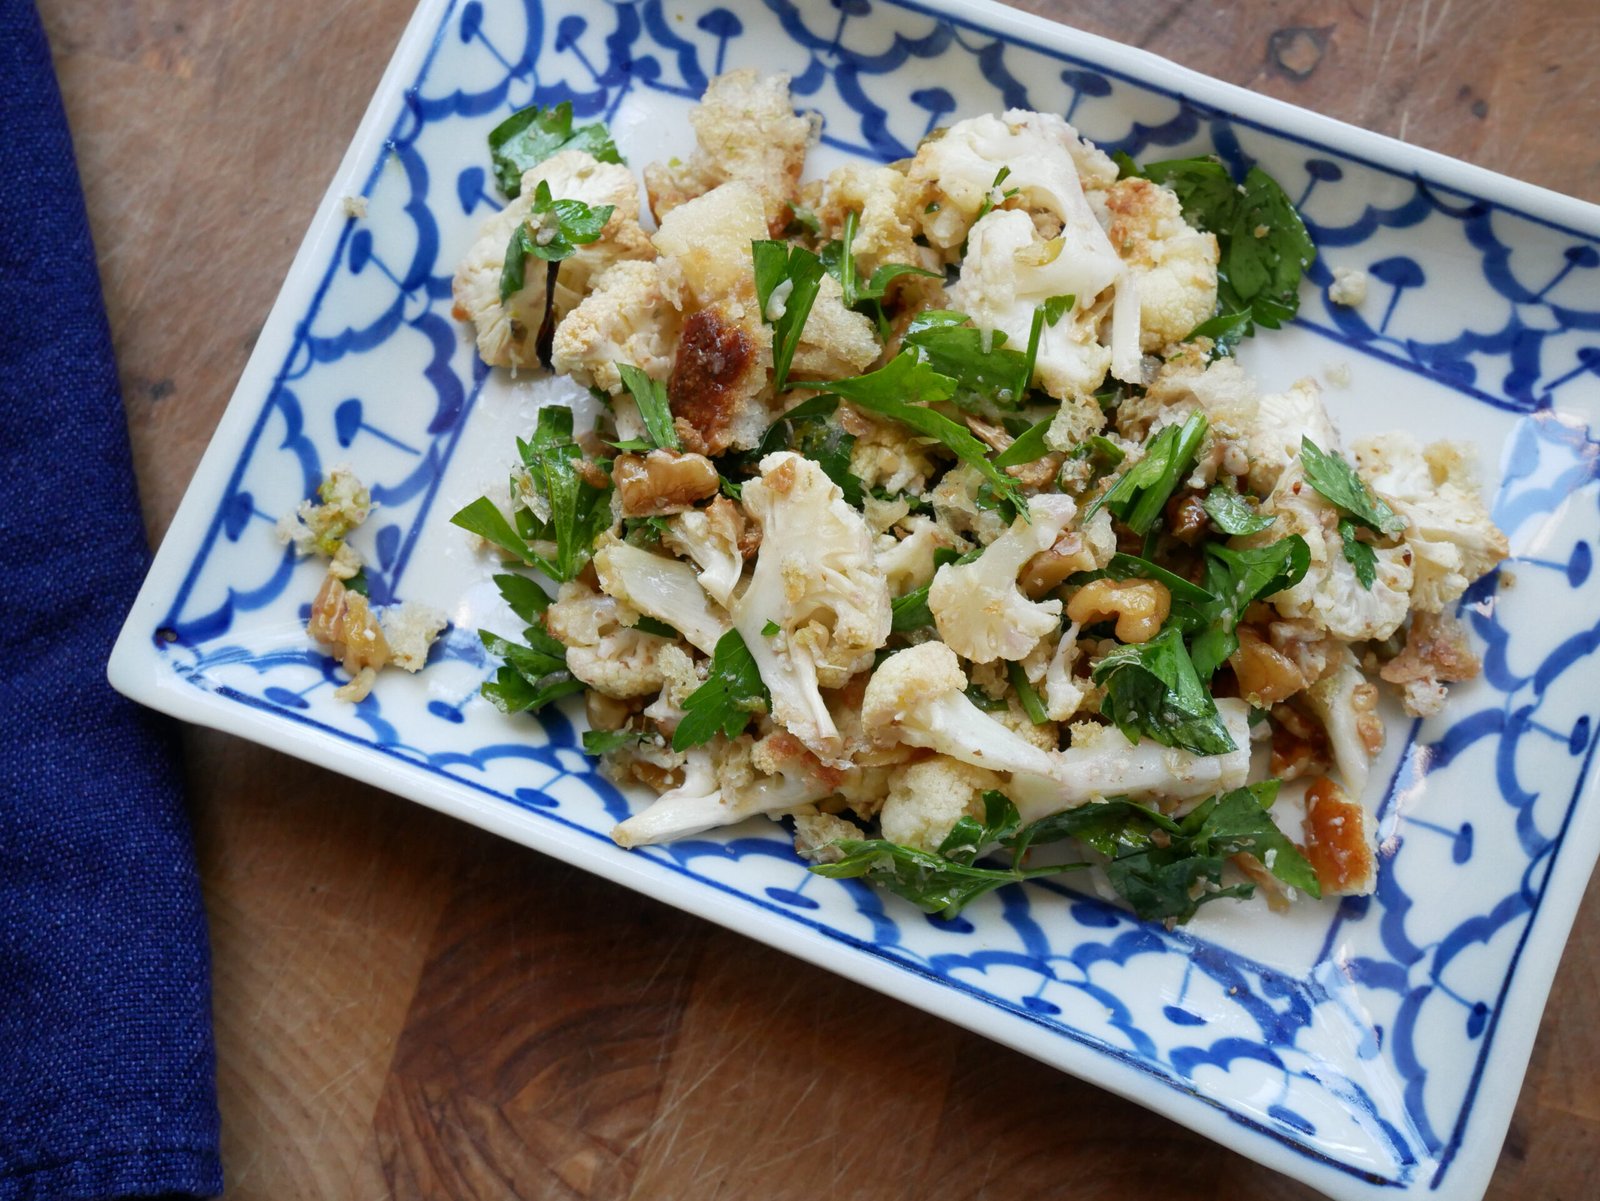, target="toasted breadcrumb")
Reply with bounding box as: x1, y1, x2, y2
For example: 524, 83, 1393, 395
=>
644, 69, 818, 236
1328, 266, 1369, 307
379, 602, 449, 673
